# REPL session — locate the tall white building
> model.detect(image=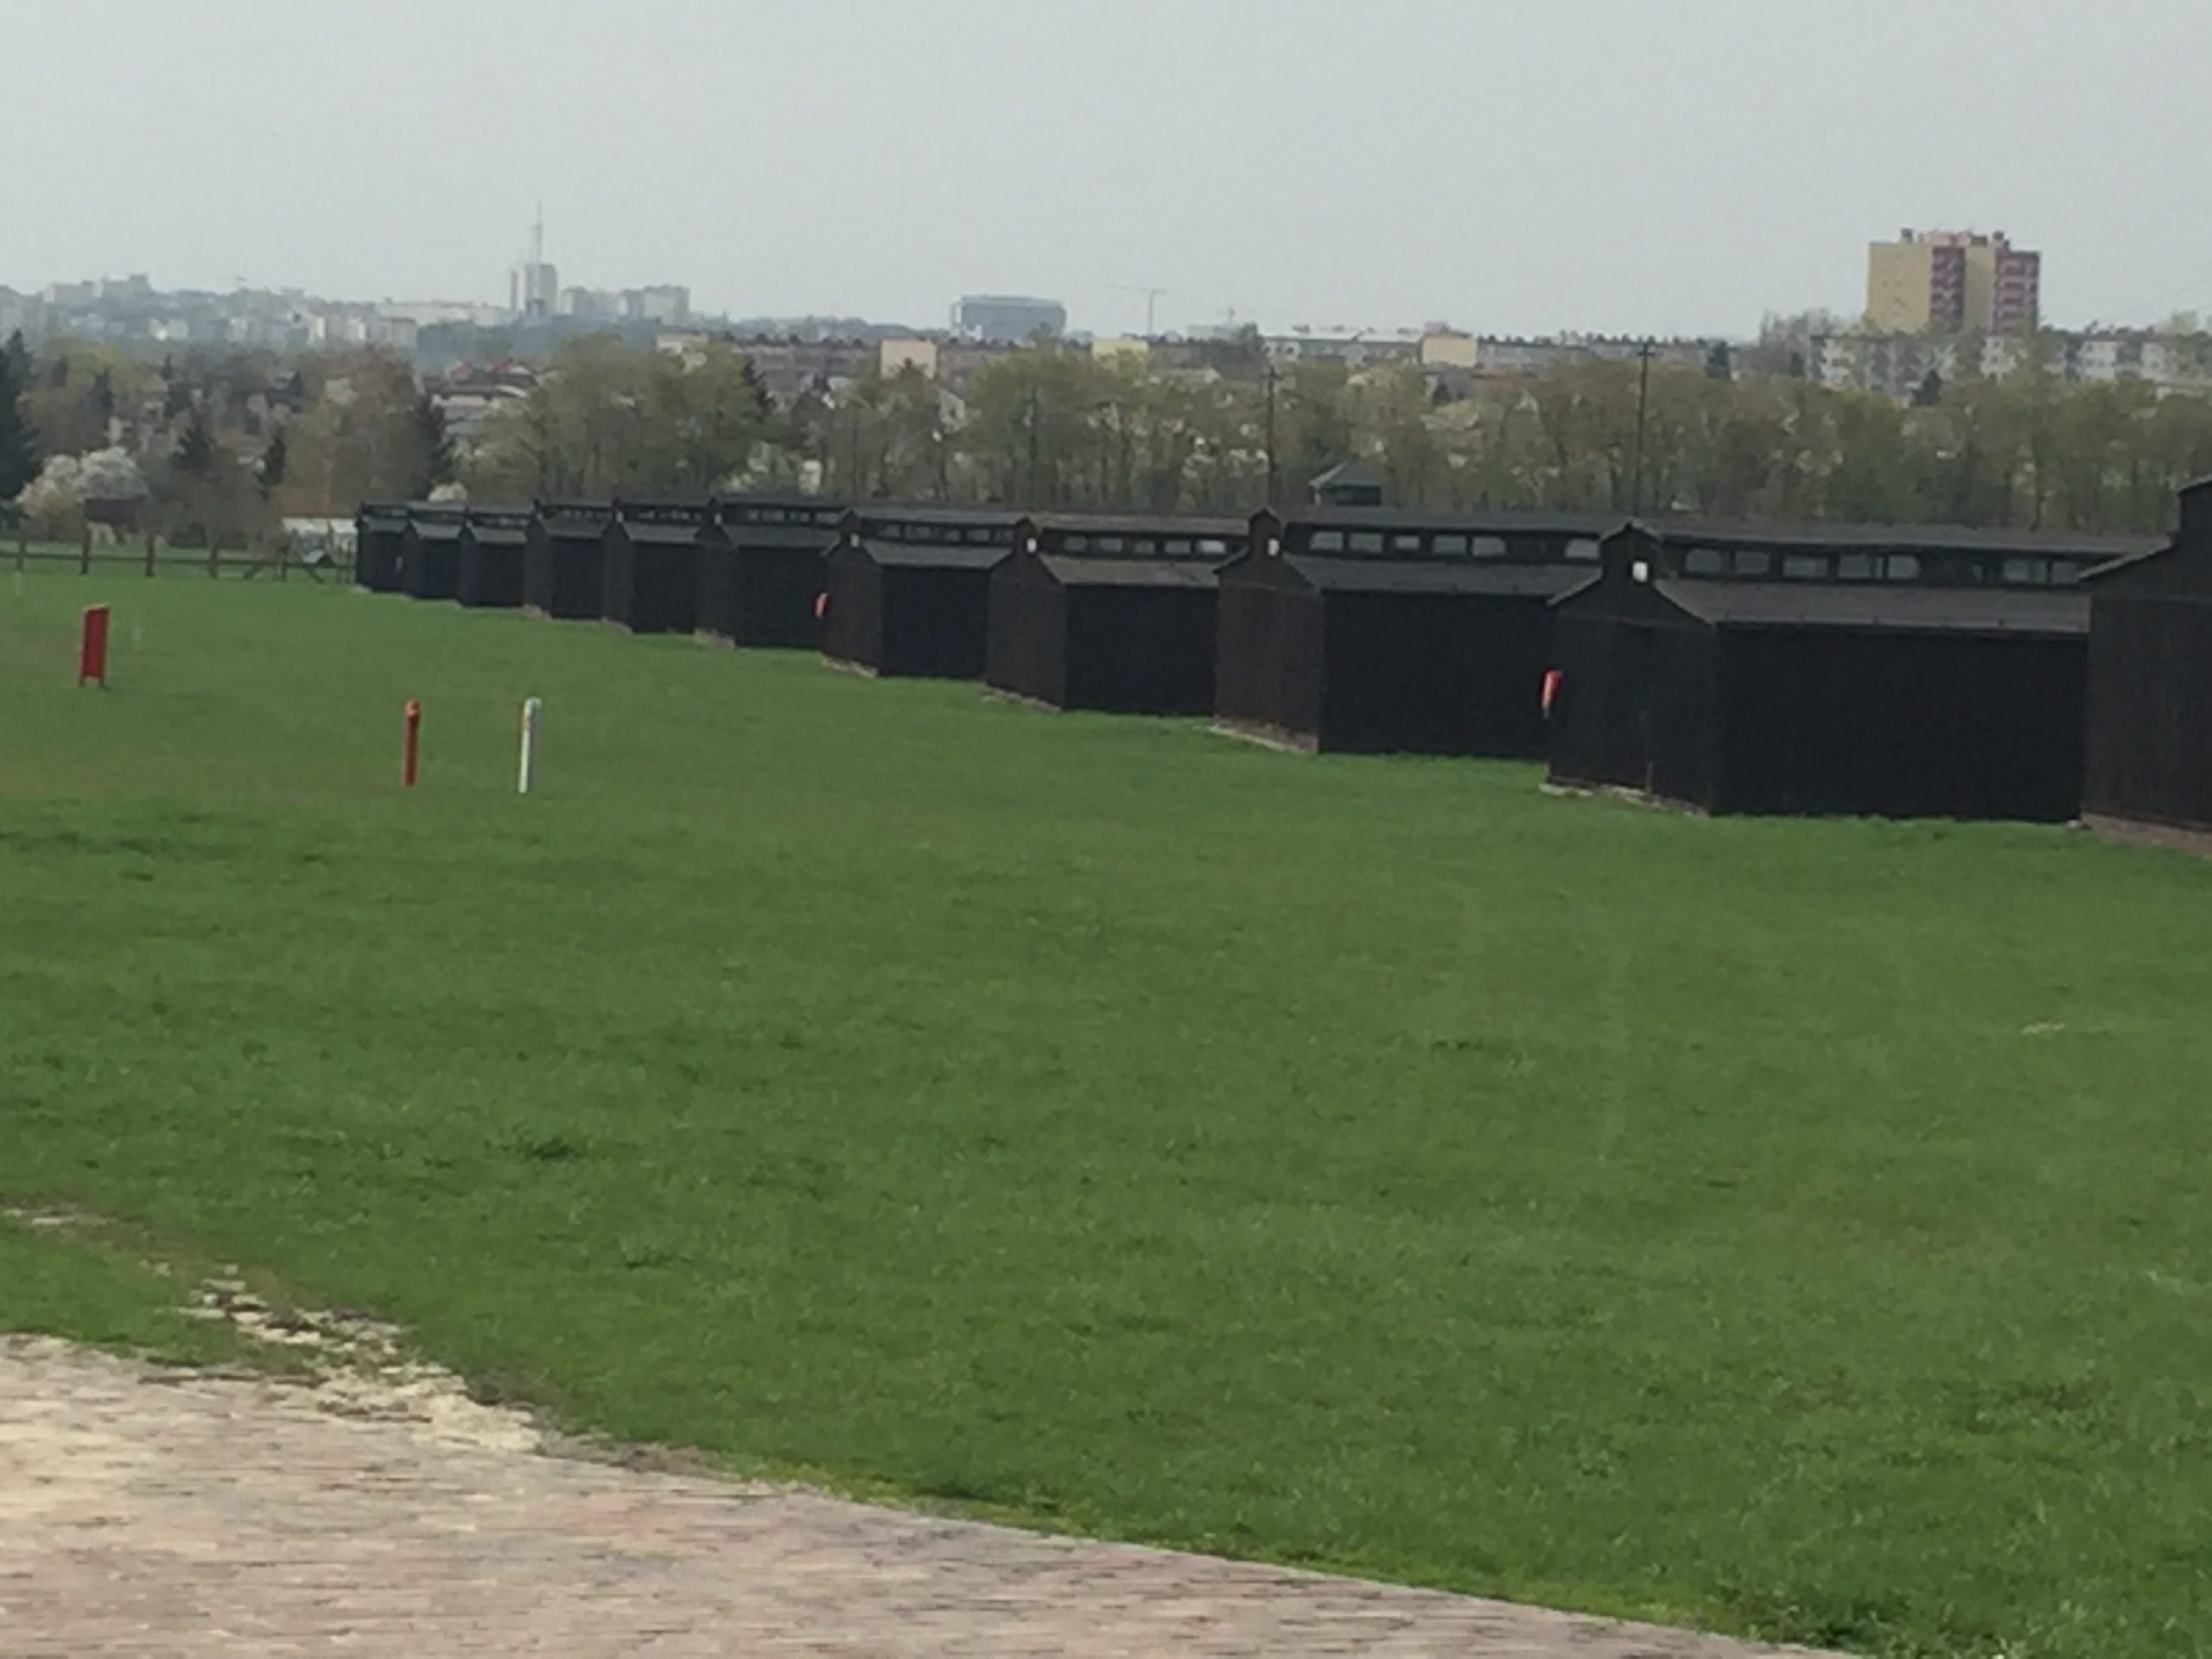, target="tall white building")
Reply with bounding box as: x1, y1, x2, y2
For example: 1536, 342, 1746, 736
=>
511, 209, 557, 322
